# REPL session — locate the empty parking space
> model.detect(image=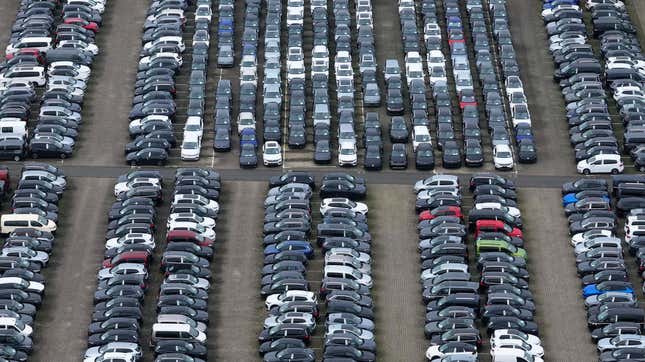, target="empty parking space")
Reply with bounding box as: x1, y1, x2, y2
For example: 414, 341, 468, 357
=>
519, 188, 597, 361
67, 0, 149, 166
369, 184, 425, 361
210, 181, 265, 360
30, 178, 113, 361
